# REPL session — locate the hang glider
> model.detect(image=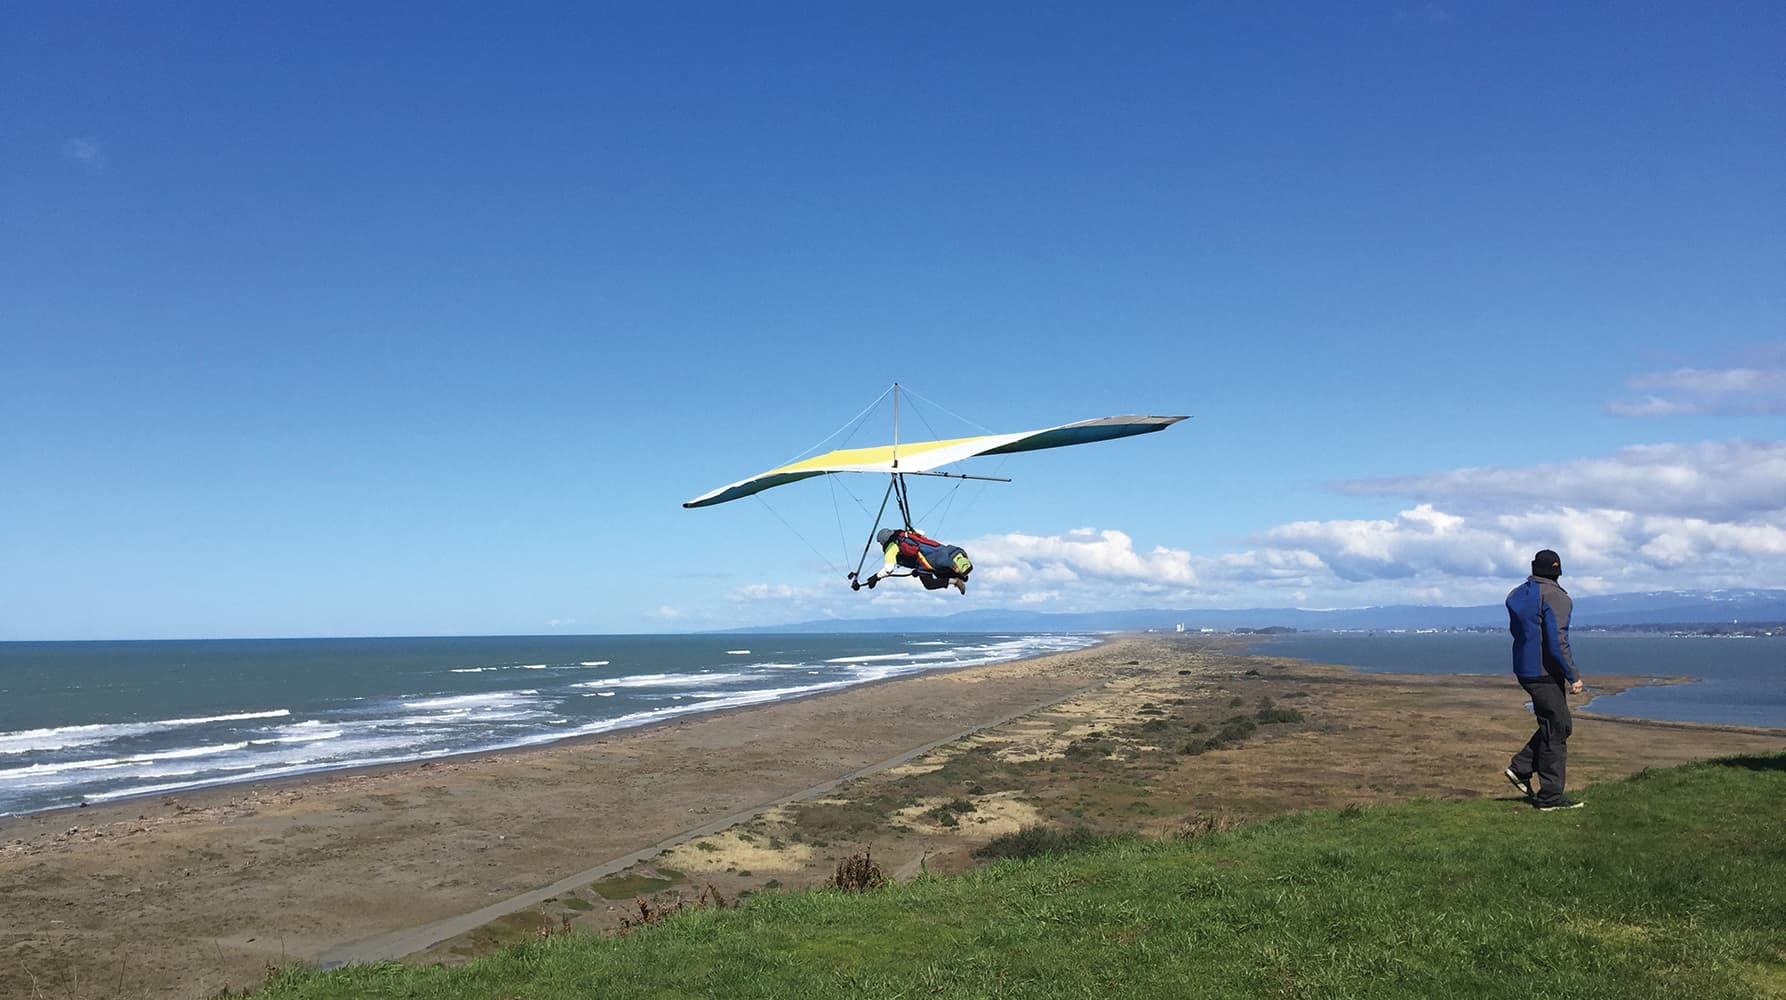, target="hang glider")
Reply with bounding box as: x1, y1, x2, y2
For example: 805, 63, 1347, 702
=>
683, 414, 1187, 509
683, 385, 1188, 593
